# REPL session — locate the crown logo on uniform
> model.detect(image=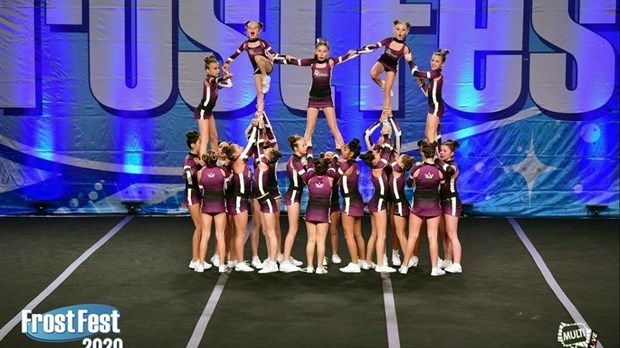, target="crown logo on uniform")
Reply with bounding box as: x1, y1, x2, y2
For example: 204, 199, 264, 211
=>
424, 172, 434, 179
207, 172, 215, 178
315, 182, 324, 188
